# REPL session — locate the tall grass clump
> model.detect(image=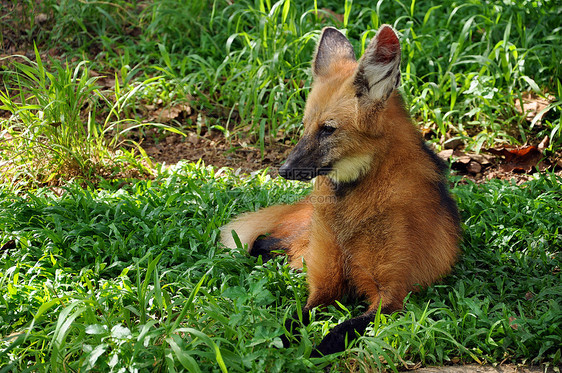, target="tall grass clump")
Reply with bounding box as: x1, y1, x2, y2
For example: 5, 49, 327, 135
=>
0, 49, 180, 188
146, 1, 325, 152
1, 49, 104, 185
